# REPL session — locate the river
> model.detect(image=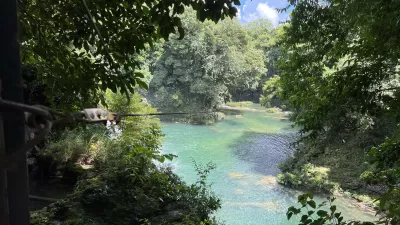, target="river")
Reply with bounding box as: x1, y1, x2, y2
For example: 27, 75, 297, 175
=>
160, 104, 376, 225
